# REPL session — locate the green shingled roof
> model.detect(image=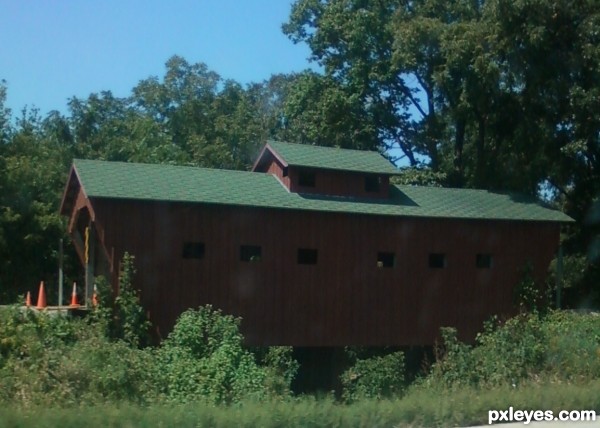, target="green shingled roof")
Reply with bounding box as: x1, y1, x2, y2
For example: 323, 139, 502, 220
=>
71, 159, 573, 223
266, 140, 399, 174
